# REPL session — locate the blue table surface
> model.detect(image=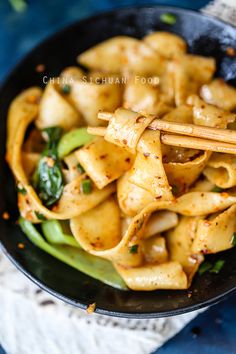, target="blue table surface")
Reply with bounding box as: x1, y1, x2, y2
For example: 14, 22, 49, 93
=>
0, 1, 236, 354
